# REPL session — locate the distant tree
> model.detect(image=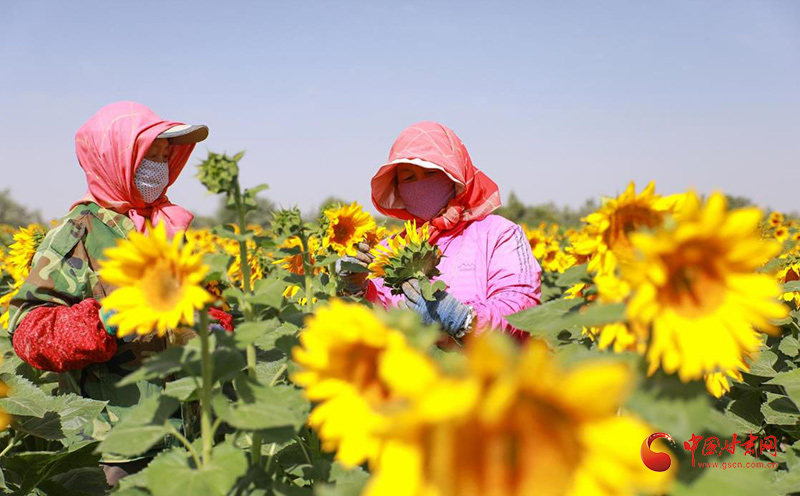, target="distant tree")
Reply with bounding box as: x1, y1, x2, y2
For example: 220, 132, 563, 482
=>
191, 196, 276, 229
315, 196, 351, 218
495, 191, 597, 229
0, 189, 43, 227
725, 194, 754, 210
